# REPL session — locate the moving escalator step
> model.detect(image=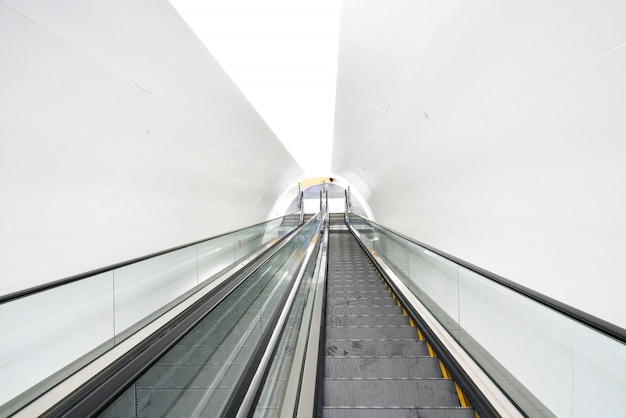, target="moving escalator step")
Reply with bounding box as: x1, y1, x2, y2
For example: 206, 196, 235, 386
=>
323, 231, 477, 418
